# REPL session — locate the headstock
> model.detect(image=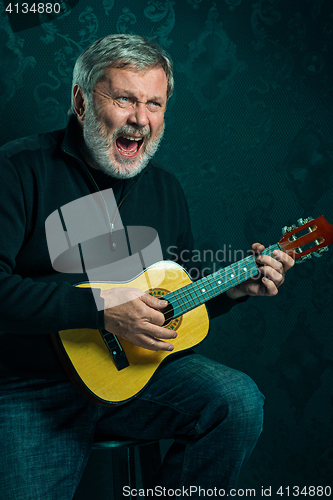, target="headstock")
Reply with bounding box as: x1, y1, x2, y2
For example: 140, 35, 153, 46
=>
279, 216, 333, 262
